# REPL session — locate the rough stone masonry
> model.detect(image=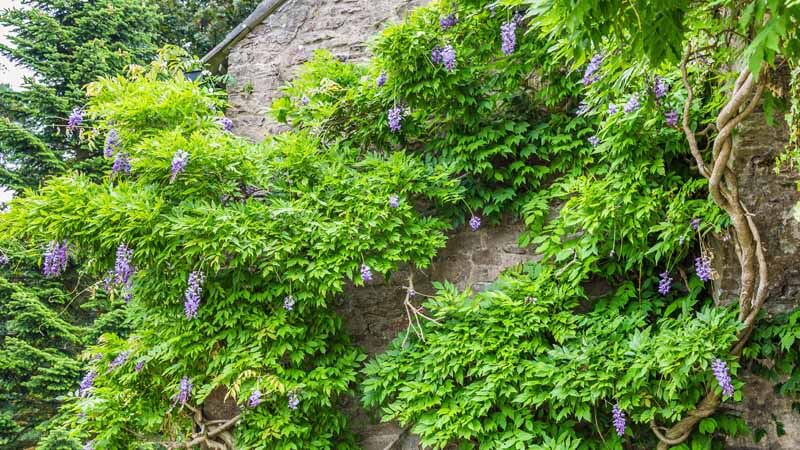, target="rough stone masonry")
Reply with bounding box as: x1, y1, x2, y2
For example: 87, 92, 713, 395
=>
223, 0, 800, 448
